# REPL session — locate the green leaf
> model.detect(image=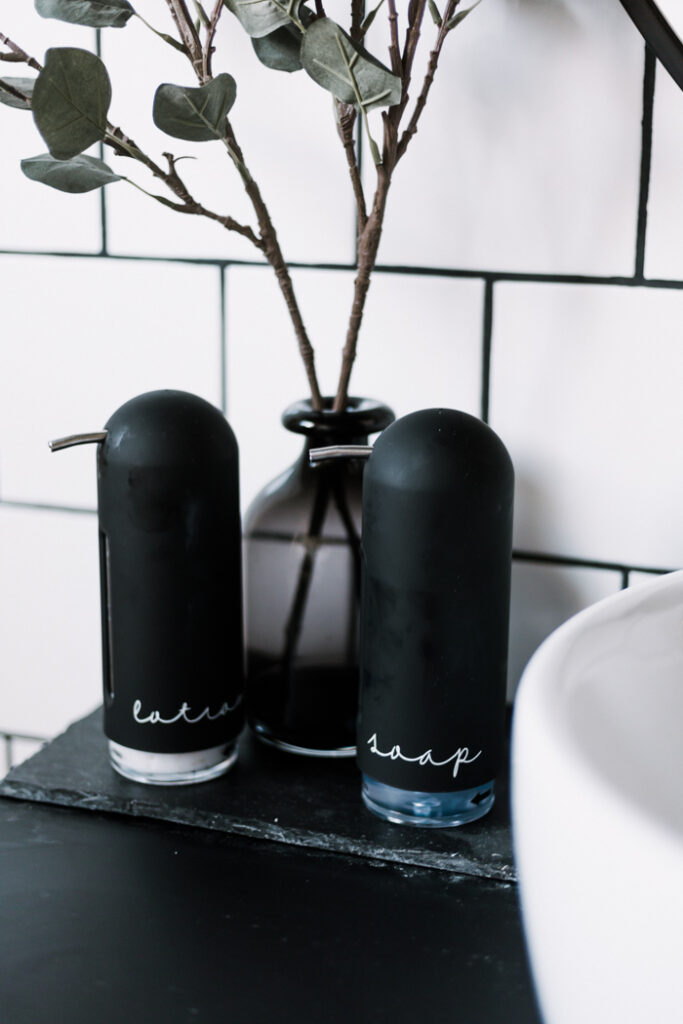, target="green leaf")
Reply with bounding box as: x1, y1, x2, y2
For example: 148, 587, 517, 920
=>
21, 152, 122, 192
300, 18, 401, 112
0, 78, 35, 109
32, 48, 111, 160
446, 0, 481, 32
153, 74, 237, 142
427, 0, 442, 27
35, 0, 135, 28
252, 26, 303, 71
251, 8, 312, 72
360, 0, 386, 37
223, 0, 302, 39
